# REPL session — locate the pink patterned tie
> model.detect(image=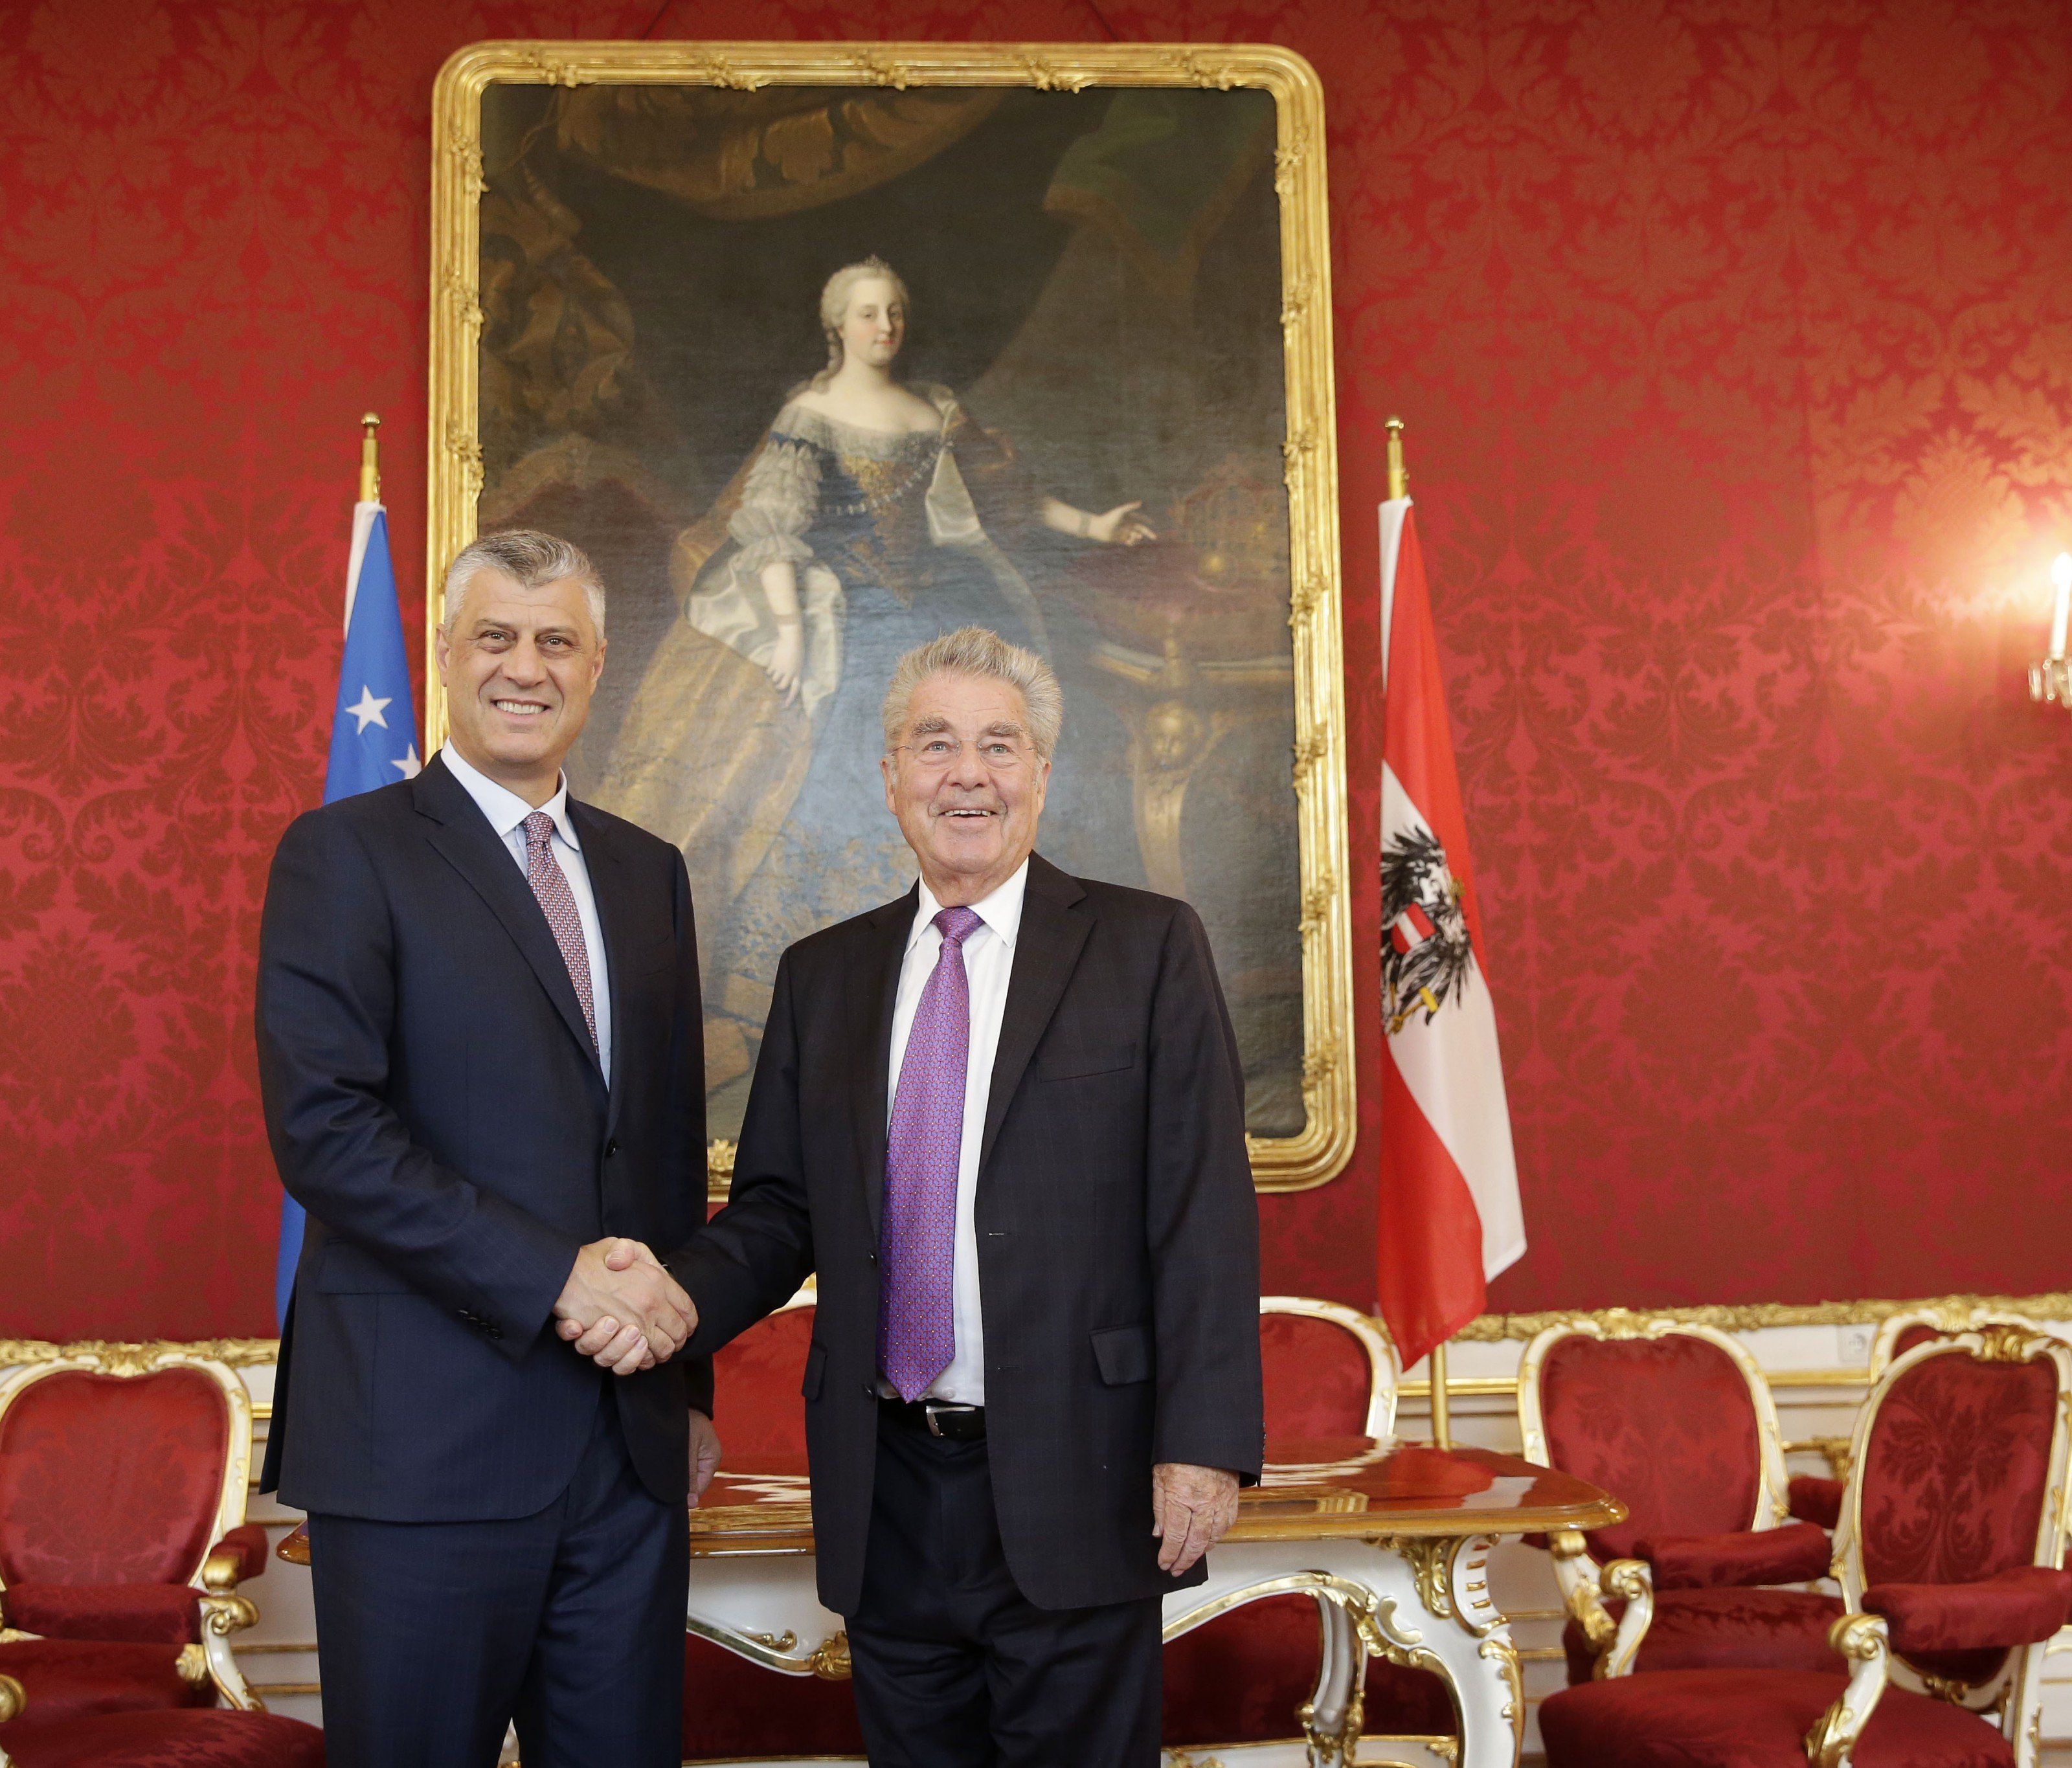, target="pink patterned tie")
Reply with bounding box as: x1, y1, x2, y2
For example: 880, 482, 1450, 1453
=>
522, 811, 597, 1056
879, 905, 982, 1400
